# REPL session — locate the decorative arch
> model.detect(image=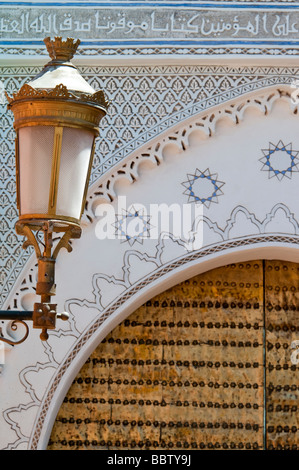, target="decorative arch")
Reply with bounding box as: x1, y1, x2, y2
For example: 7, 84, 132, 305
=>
83, 84, 299, 215
2, 84, 299, 450
47, 258, 299, 451
30, 237, 299, 450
